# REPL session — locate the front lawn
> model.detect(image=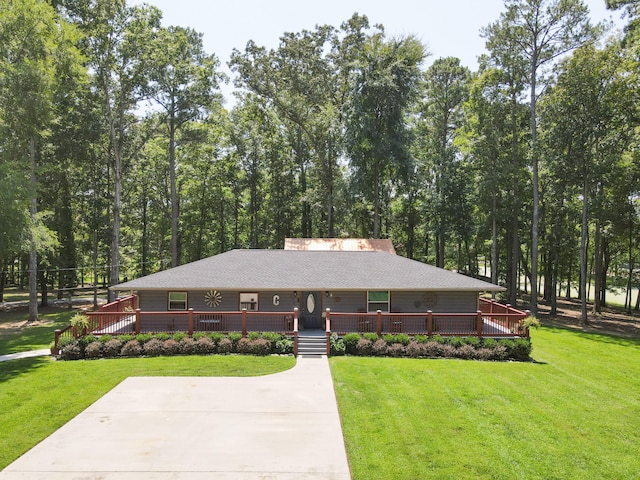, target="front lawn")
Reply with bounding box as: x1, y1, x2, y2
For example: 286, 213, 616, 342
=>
330, 327, 640, 480
0, 355, 295, 469
0, 308, 75, 355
